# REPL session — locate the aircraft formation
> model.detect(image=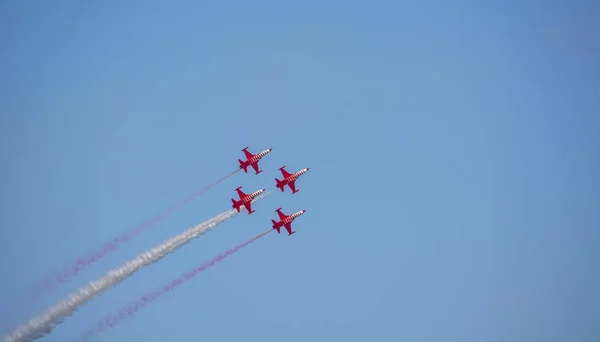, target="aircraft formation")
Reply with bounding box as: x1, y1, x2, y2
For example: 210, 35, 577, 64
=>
0, 145, 311, 342
234, 146, 309, 235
